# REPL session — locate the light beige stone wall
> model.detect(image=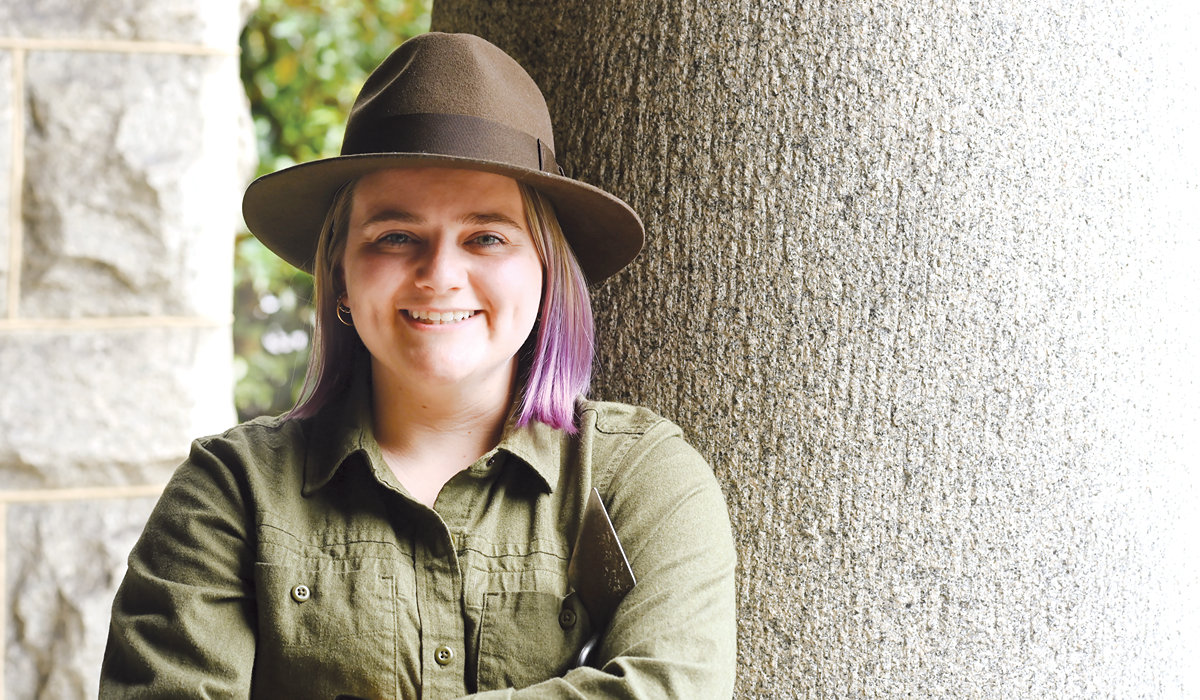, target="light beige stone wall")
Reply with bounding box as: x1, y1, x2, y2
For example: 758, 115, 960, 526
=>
0, 2, 246, 697
434, 1, 1200, 697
